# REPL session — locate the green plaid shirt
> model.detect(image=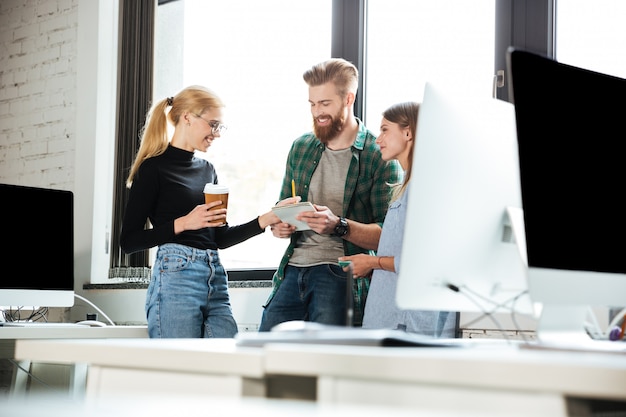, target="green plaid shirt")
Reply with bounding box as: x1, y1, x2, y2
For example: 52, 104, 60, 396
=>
268, 119, 402, 326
